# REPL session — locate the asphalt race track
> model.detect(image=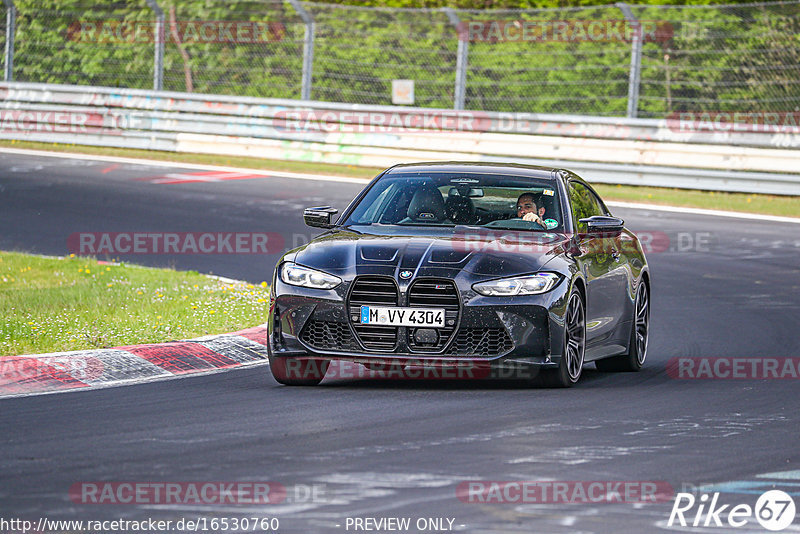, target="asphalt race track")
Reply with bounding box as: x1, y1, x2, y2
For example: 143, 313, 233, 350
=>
1, 151, 799, 533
